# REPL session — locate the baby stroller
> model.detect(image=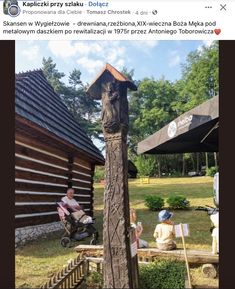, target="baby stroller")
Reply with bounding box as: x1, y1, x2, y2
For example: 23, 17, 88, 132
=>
57, 202, 99, 247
